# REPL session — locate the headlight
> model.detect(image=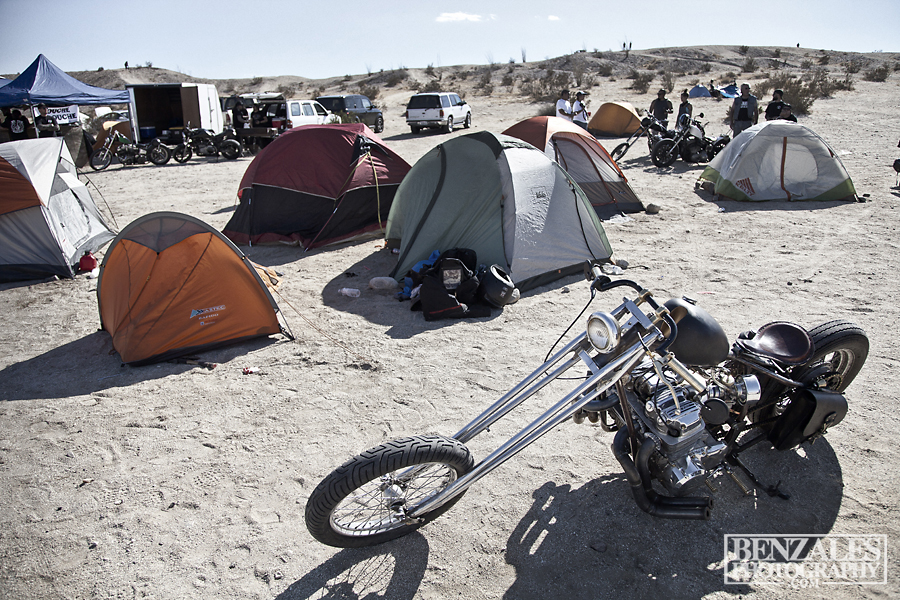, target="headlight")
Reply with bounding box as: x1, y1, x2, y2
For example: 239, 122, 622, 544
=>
586, 311, 620, 353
